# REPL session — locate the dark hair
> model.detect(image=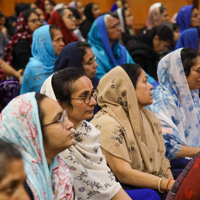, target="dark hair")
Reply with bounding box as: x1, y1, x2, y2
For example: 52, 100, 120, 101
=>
35, 93, 47, 129
22, 9, 39, 23
159, 4, 167, 14
52, 67, 85, 107
0, 139, 22, 181
0, 11, 4, 18
77, 41, 91, 62
49, 25, 61, 40
68, 7, 81, 20
156, 25, 173, 44
57, 8, 68, 18
181, 48, 200, 77
121, 63, 142, 88
15, 3, 31, 17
